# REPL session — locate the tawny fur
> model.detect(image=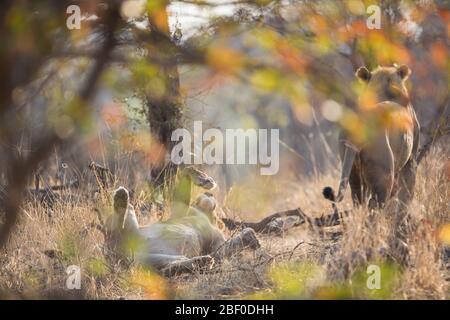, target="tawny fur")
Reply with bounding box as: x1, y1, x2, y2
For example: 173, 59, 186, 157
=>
106, 187, 260, 276
324, 65, 420, 209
